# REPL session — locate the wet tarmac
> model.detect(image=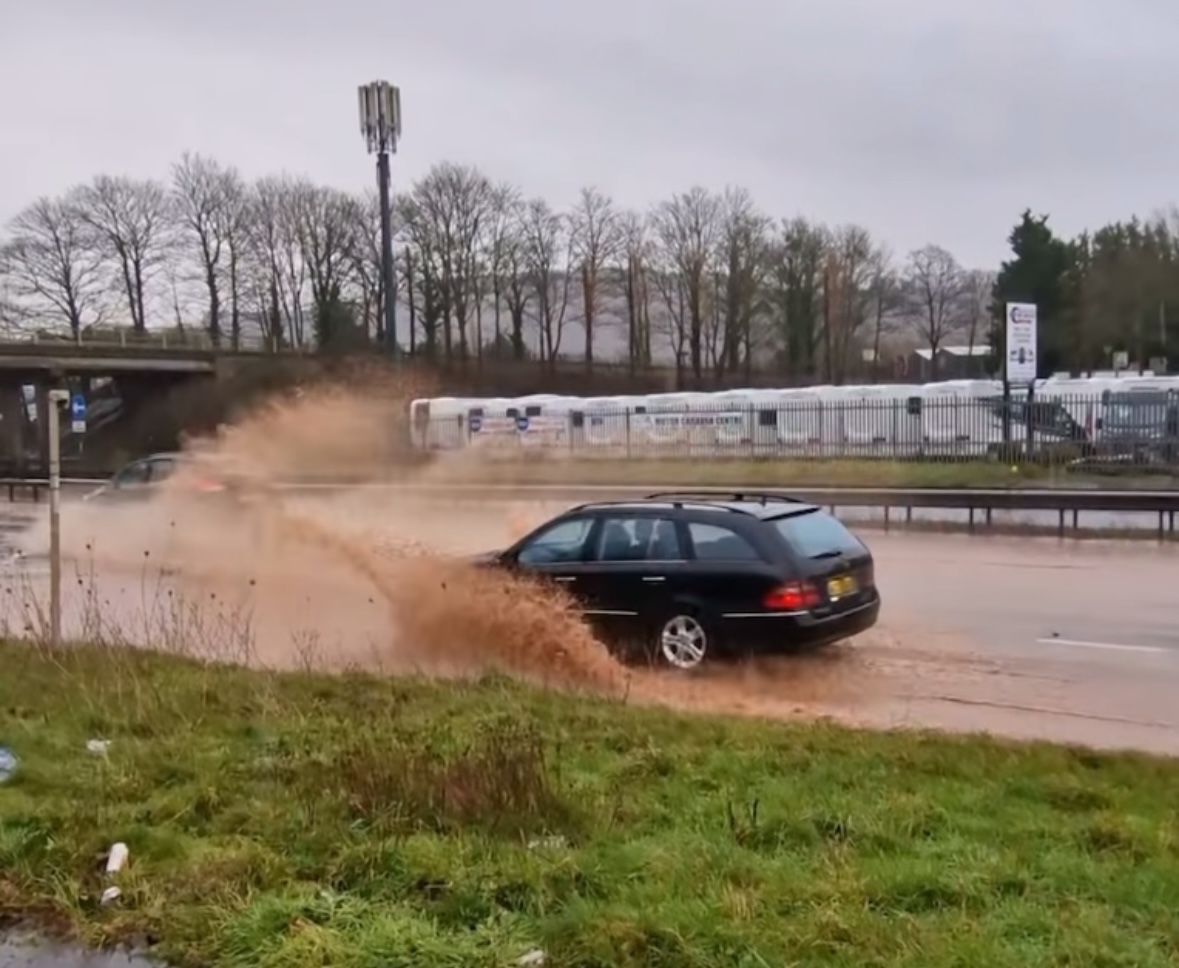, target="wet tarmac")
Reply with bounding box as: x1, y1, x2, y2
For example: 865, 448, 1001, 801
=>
0, 939, 152, 968
4, 490, 1178, 754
